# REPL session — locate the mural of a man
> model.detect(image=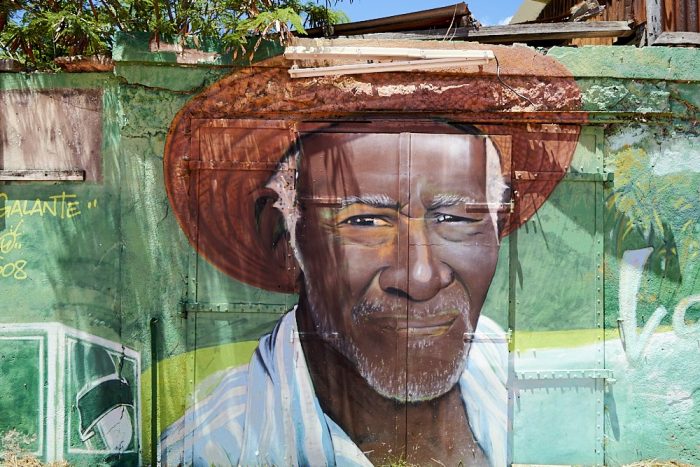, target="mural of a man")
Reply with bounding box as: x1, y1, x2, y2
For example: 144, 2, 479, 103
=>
283, 125, 508, 464
159, 45, 582, 466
